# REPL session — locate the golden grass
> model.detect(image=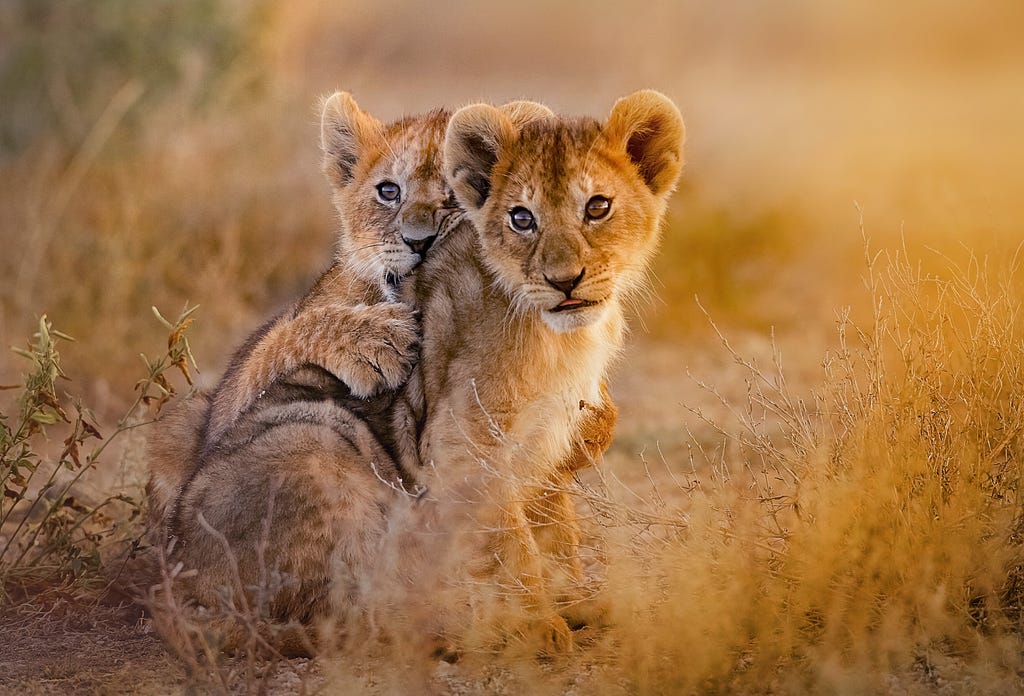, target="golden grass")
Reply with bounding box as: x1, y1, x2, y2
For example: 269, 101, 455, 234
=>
576, 242, 1024, 693
2, 1, 1024, 692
